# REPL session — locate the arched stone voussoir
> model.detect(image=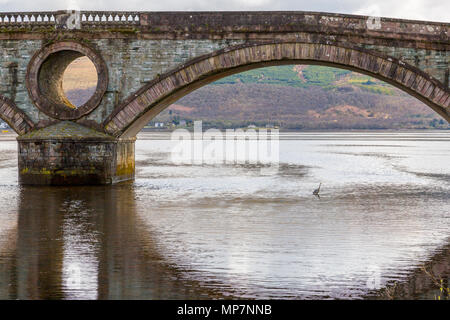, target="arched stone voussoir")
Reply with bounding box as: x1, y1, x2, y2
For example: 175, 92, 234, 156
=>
103, 41, 450, 138
0, 95, 34, 135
